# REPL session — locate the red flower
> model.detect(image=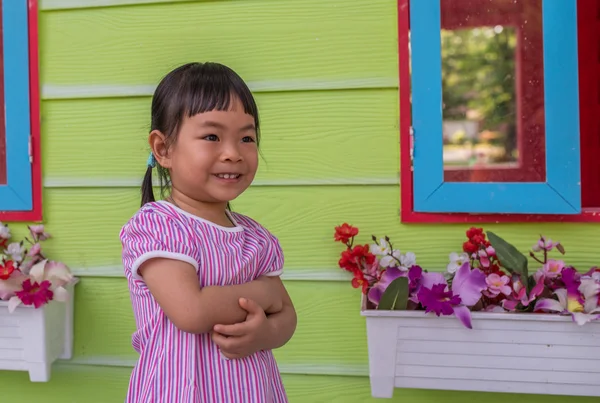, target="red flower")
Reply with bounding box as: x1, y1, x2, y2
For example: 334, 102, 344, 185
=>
339, 245, 376, 272
463, 241, 478, 254
0, 260, 15, 280
334, 223, 359, 244
351, 270, 369, 294
466, 227, 484, 239
464, 227, 491, 252
15, 279, 54, 308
